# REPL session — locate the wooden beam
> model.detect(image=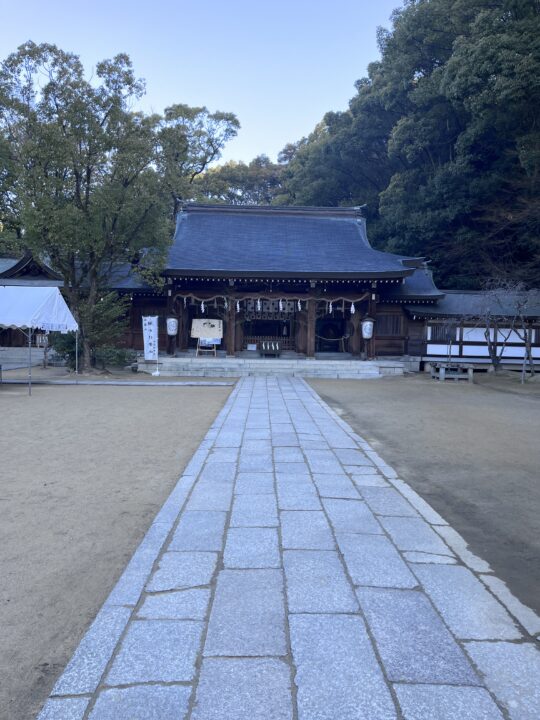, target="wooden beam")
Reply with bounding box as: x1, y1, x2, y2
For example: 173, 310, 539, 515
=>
307, 299, 316, 357
226, 300, 236, 356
